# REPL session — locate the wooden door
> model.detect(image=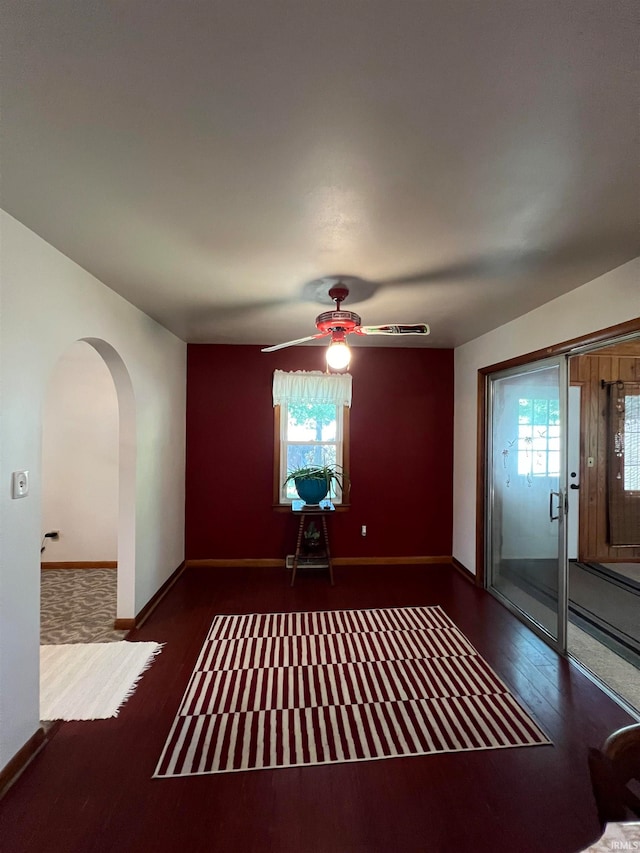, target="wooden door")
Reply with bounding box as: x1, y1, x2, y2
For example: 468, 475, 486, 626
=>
570, 341, 640, 563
